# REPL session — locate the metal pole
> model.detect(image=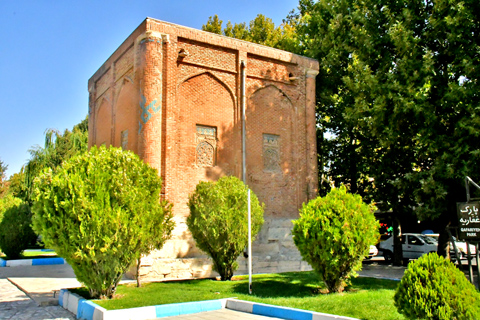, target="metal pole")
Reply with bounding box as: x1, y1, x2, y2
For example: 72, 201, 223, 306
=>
447, 228, 462, 267
241, 60, 246, 184
241, 60, 252, 293
476, 243, 480, 290
467, 240, 474, 284
248, 189, 252, 294
466, 177, 471, 202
